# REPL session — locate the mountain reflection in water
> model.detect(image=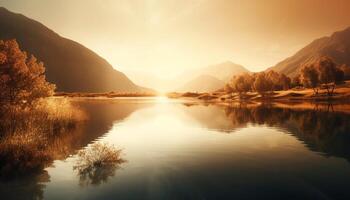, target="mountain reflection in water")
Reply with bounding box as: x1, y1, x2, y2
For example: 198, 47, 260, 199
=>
1, 99, 350, 200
